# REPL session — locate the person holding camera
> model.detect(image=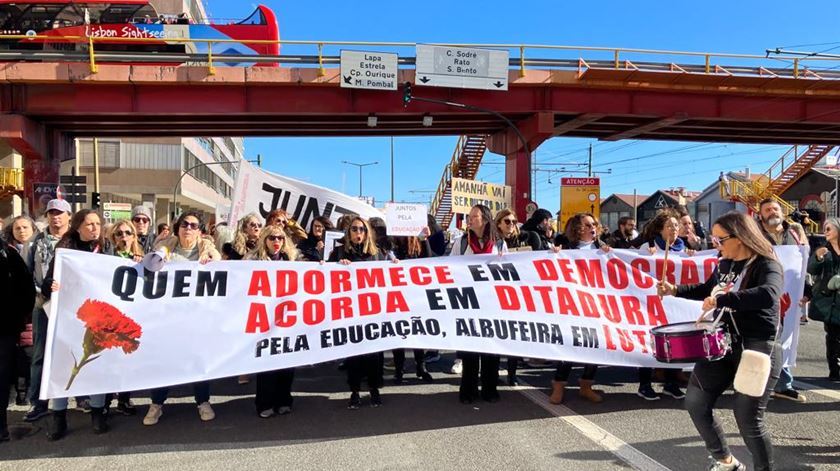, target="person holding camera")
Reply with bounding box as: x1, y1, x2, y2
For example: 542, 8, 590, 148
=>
756, 198, 809, 402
